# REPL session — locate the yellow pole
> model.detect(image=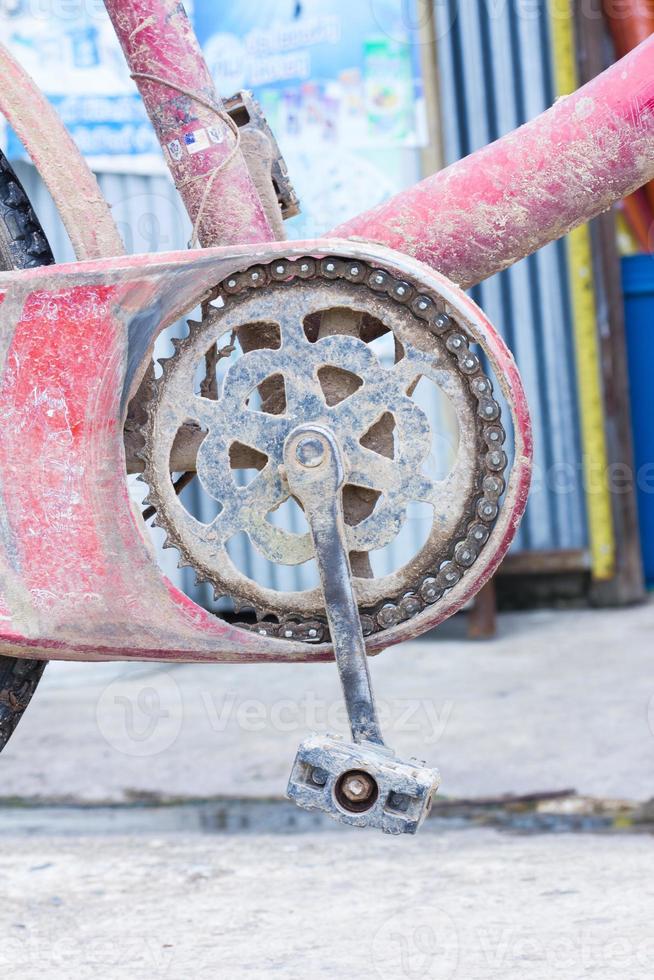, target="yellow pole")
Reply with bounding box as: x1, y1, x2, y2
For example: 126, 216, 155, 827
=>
548, 0, 615, 580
